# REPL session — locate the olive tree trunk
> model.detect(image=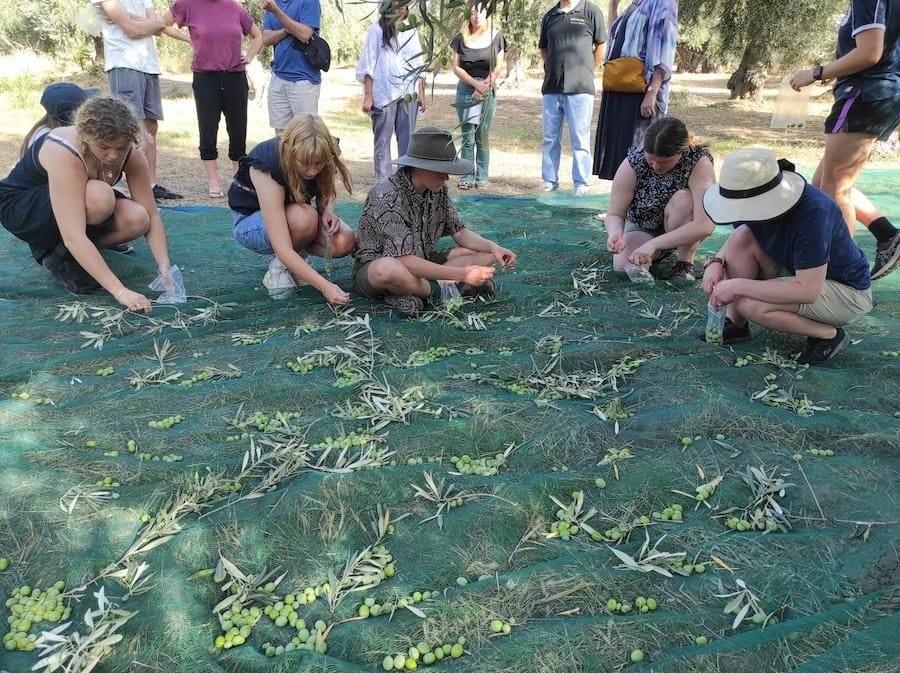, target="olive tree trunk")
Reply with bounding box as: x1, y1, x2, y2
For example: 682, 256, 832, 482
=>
727, 42, 769, 100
